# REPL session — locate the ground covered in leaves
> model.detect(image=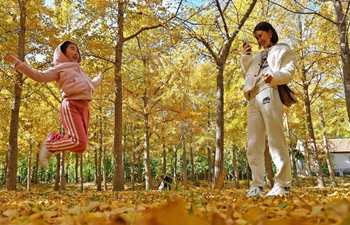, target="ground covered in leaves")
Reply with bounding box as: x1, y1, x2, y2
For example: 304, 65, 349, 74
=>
0, 177, 350, 225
